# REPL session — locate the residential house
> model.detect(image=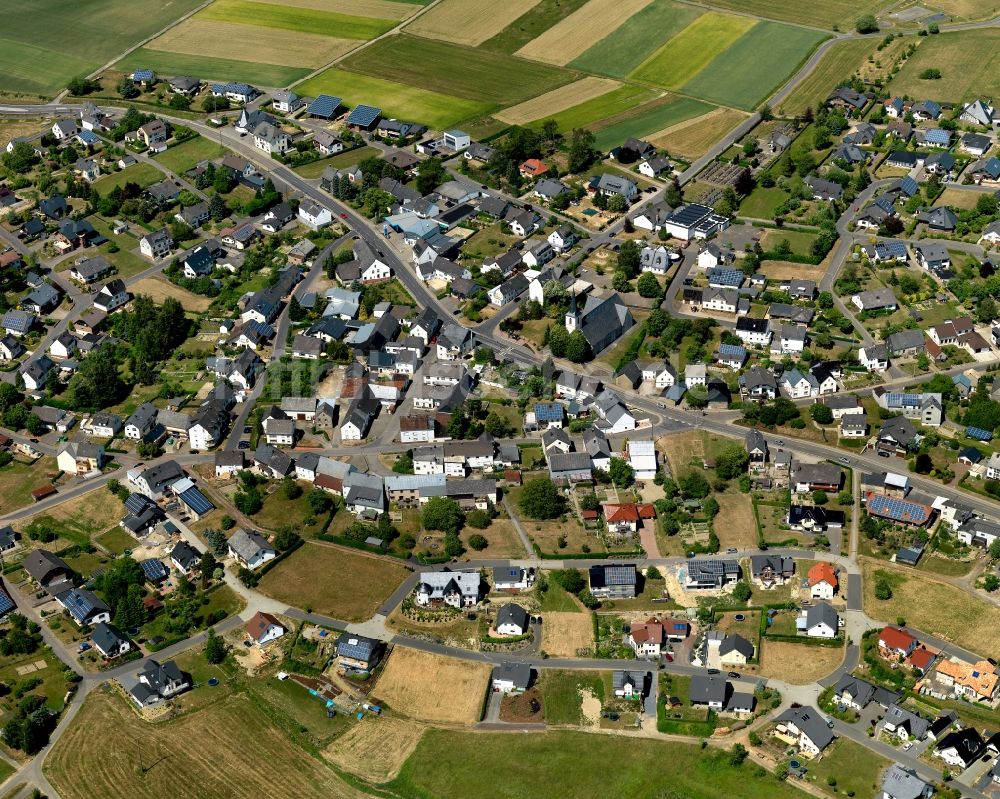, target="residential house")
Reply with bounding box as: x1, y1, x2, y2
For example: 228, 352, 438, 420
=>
227, 528, 276, 570
773, 706, 834, 756
246, 612, 285, 646
415, 570, 481, 608
336, 633, 382, 672
807, 562, 838, 599
588, 564, 637, 599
